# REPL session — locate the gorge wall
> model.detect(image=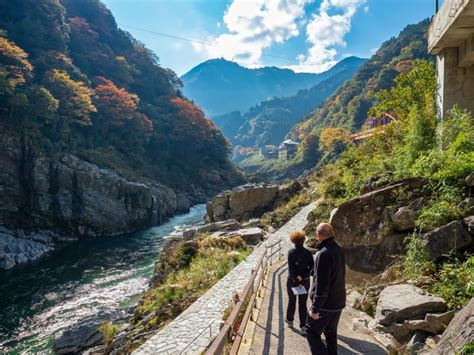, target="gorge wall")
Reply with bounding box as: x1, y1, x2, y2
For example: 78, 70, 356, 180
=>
0, 131, 194, 270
